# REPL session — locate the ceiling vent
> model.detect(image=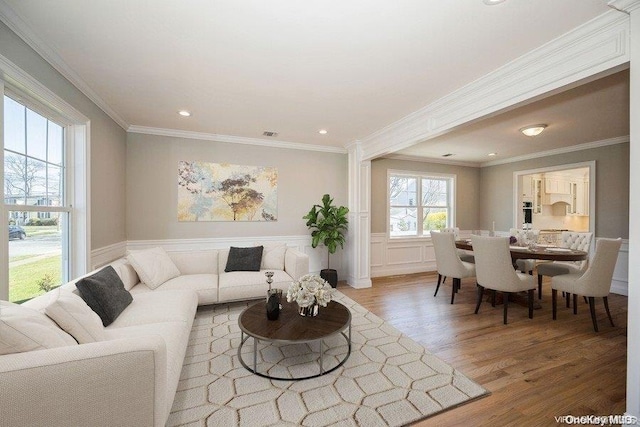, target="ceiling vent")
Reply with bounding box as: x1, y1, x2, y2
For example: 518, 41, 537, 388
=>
442, 153, 455, 157
262, 131, 278, 137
